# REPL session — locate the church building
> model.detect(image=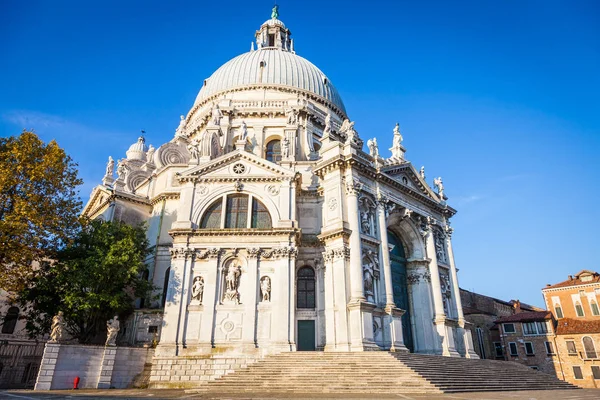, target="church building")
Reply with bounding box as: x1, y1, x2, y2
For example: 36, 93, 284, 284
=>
82, 7, 478, 386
